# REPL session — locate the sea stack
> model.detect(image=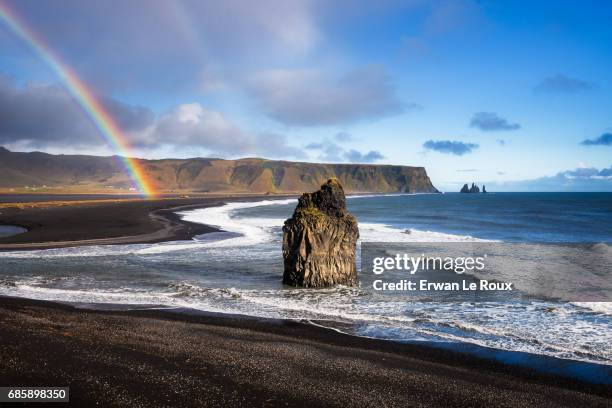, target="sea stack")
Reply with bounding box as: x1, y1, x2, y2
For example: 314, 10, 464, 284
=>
282, 179, 359, 288
460, 182, 482, 193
